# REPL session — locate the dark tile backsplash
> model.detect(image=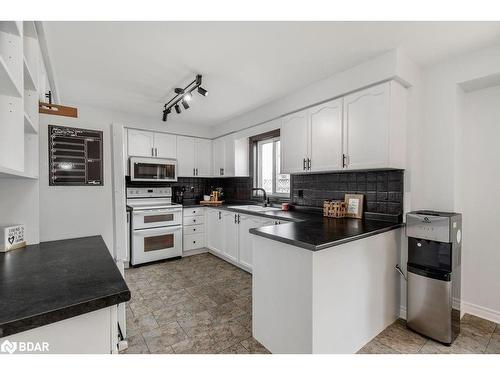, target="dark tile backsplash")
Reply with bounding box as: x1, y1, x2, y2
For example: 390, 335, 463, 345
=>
126, 169, 404, 220
291, 169, 404, 218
